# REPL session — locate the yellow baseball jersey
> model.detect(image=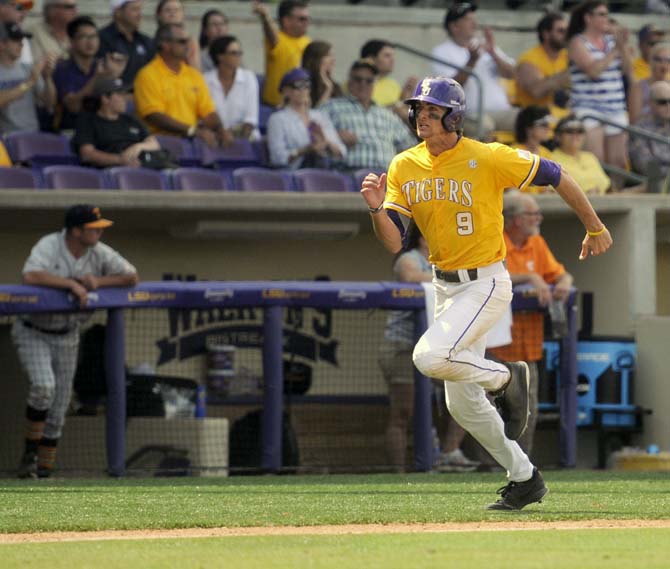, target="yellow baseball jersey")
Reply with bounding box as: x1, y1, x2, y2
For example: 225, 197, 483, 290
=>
385, 138, 539, 271
134, 56, 216, 133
